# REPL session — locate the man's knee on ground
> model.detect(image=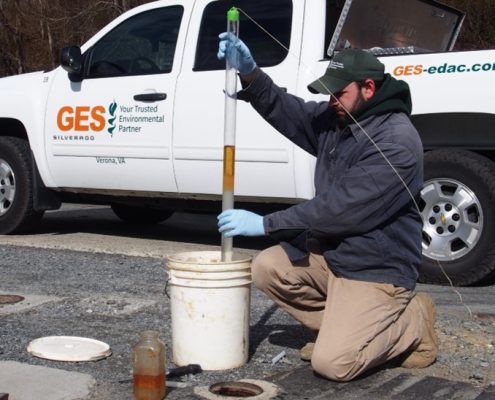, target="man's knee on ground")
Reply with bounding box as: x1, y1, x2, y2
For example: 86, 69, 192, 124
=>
311, 347, 362, 382
251, 252, 276, 291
